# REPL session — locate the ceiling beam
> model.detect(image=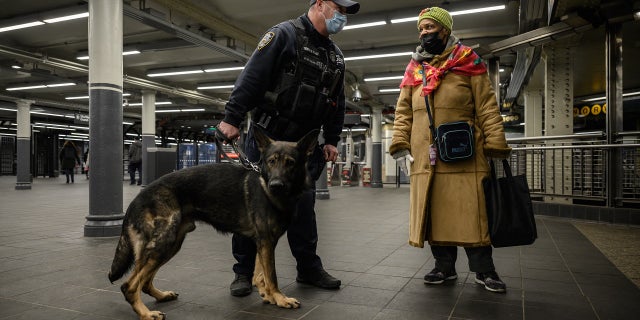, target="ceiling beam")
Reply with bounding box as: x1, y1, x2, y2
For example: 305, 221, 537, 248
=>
152, 0, 258, 46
